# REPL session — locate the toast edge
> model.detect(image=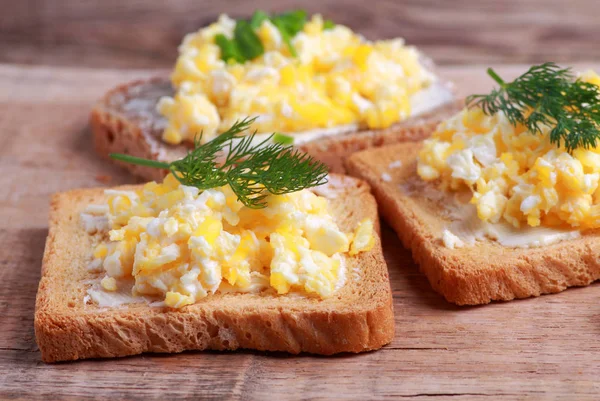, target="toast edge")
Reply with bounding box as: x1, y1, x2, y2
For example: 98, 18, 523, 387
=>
91, 103, 168, 183
35, 238, 394, 363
